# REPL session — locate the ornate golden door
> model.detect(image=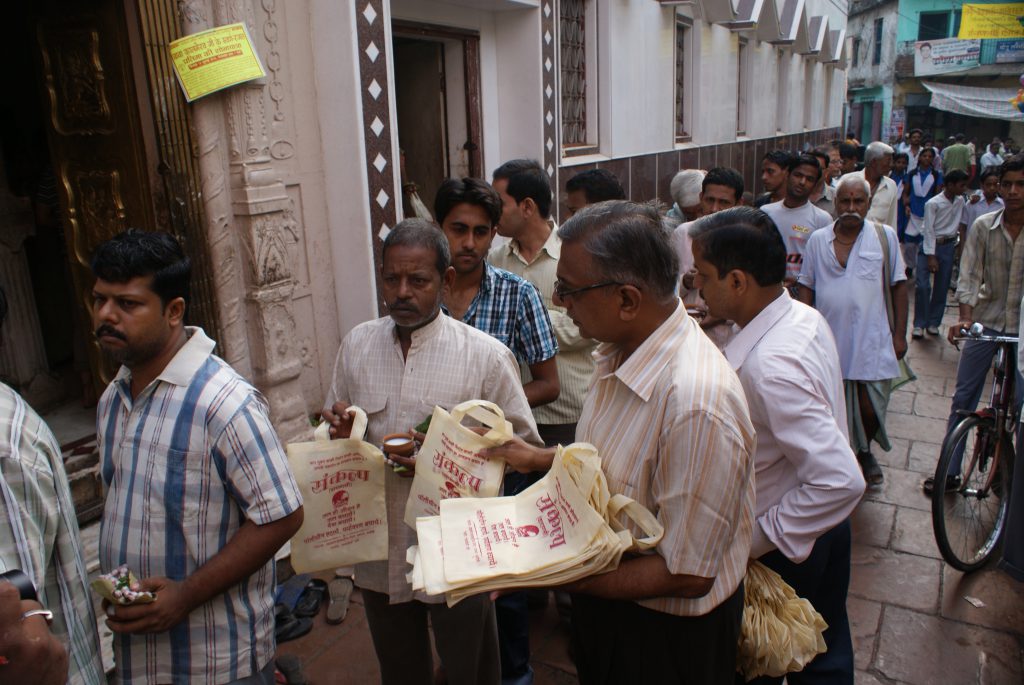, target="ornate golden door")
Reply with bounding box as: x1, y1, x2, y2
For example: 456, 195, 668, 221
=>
34, 0, 218, 389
